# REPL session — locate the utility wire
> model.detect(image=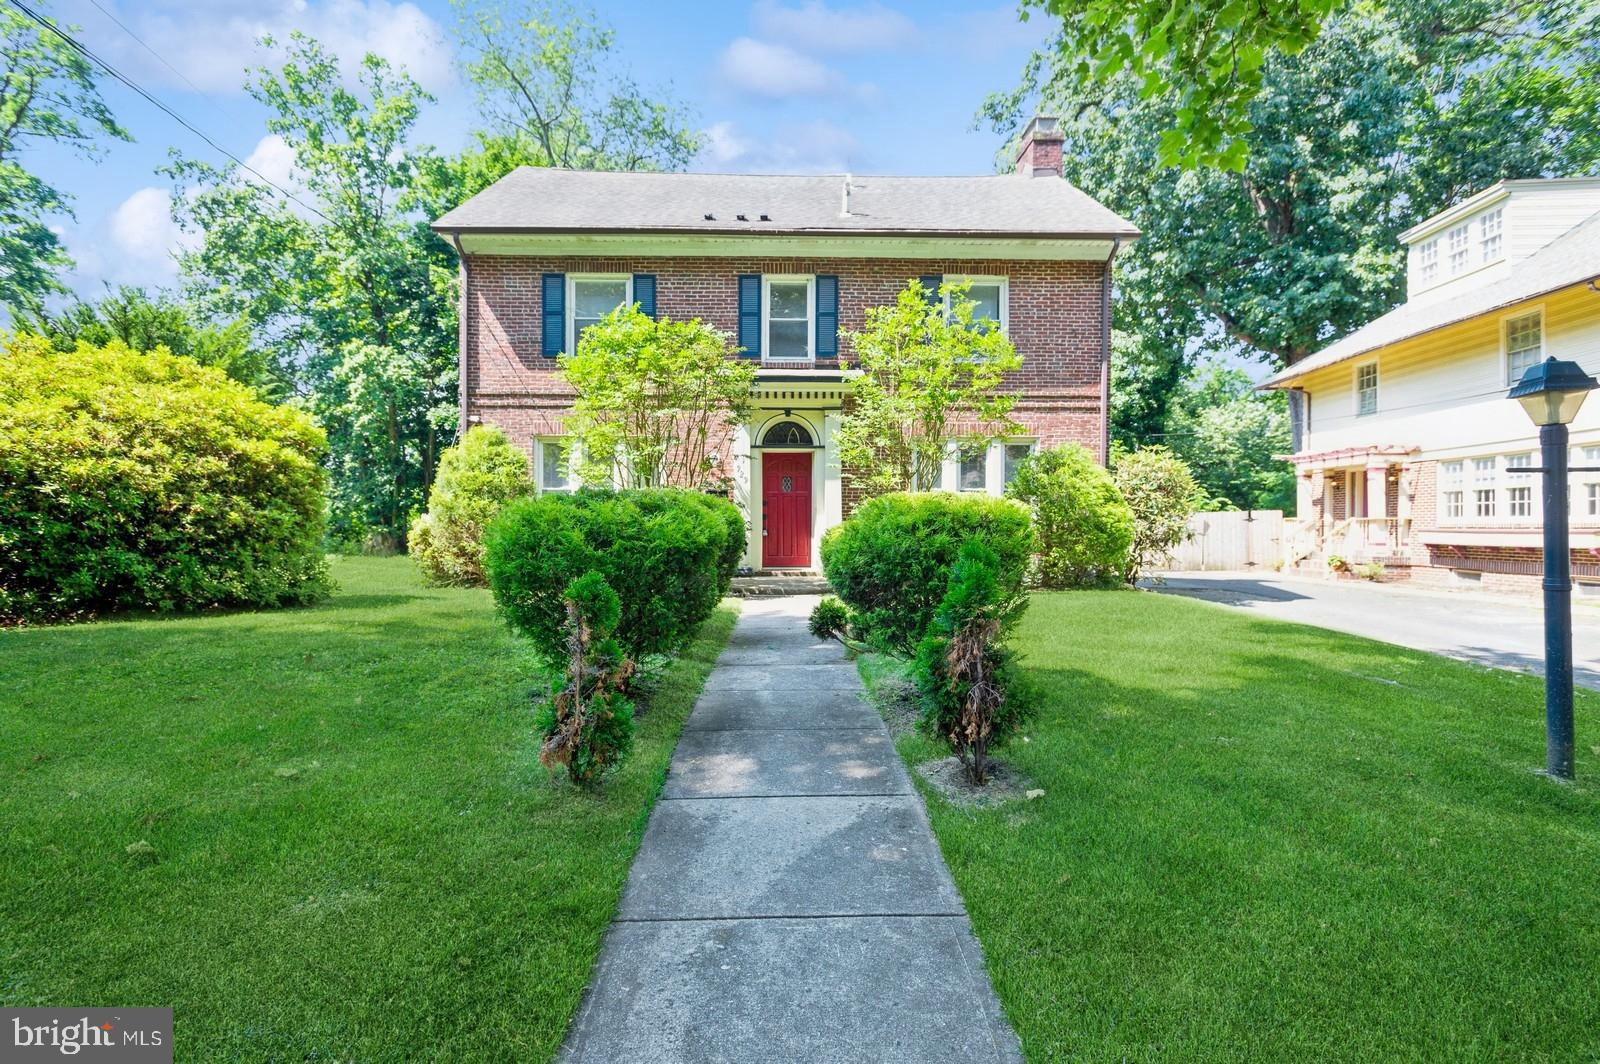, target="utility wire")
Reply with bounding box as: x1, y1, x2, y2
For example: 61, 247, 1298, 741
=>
84, 0, 204, 97
6, 0, 330, 223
